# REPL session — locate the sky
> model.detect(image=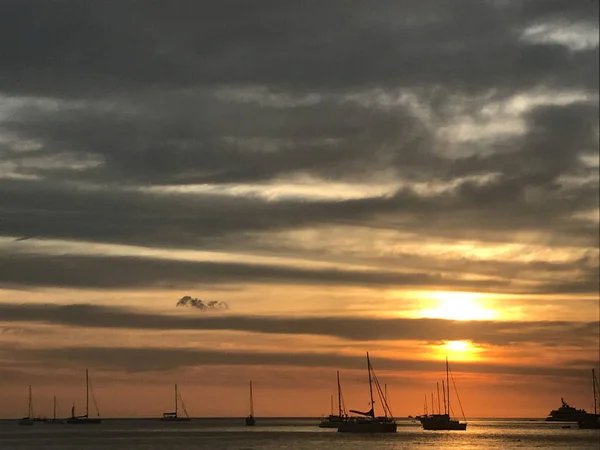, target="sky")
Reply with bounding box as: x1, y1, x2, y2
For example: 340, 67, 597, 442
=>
0, 0, 598, 419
